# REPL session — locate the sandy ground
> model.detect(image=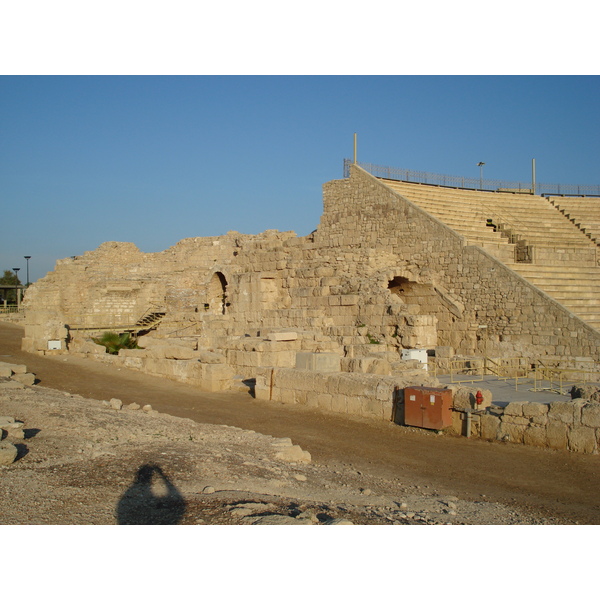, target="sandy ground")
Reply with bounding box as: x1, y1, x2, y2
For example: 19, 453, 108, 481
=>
0, 382, 558, 525
1, 321, 599, 525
